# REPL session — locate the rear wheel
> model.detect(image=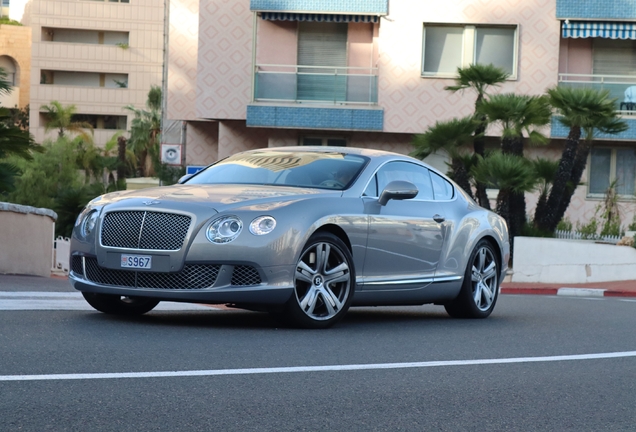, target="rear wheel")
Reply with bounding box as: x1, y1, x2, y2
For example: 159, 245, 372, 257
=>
82, 292, 159, 316
283, 232, 355, 329
444, 239, 499, 319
